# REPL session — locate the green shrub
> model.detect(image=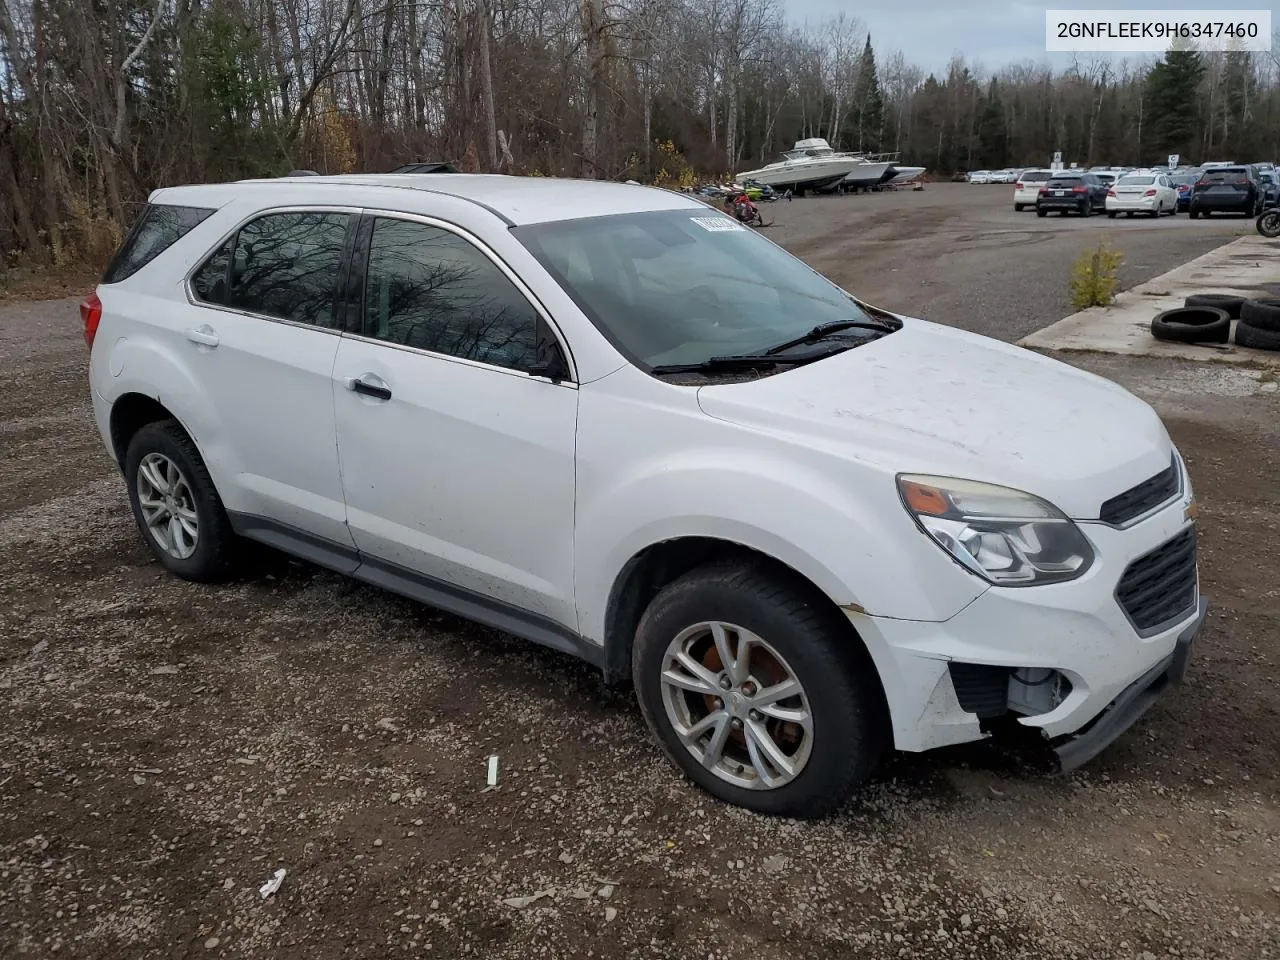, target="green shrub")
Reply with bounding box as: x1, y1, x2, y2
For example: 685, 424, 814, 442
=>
1069, 241, 1124, 309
